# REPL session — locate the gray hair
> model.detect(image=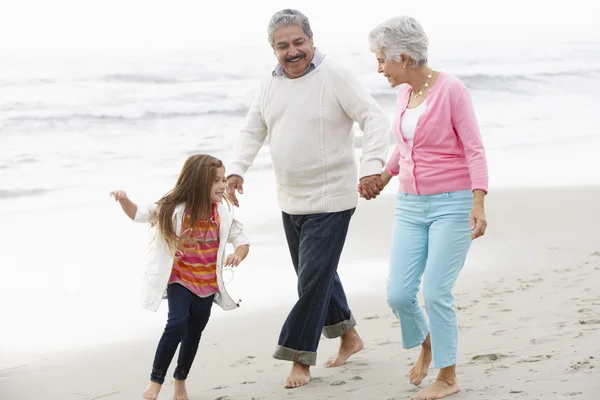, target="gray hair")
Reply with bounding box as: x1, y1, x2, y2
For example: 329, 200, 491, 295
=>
368, 16, 429, 68
267, 9, 313, 46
